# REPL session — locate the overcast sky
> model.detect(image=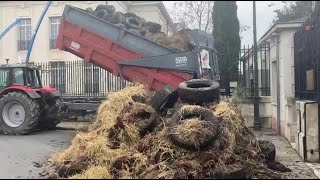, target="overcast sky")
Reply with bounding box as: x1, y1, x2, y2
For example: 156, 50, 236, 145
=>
163, 1, 285, 46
